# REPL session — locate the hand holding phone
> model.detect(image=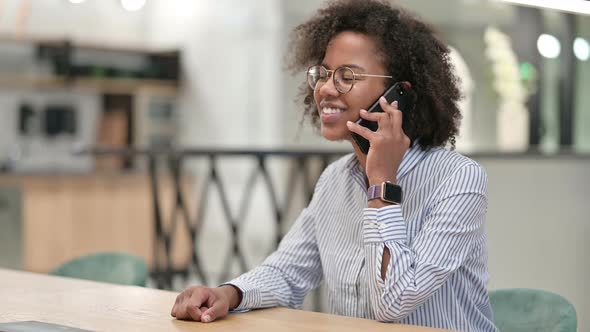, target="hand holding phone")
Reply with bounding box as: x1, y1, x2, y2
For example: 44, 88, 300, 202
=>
351, 81, 416, 154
